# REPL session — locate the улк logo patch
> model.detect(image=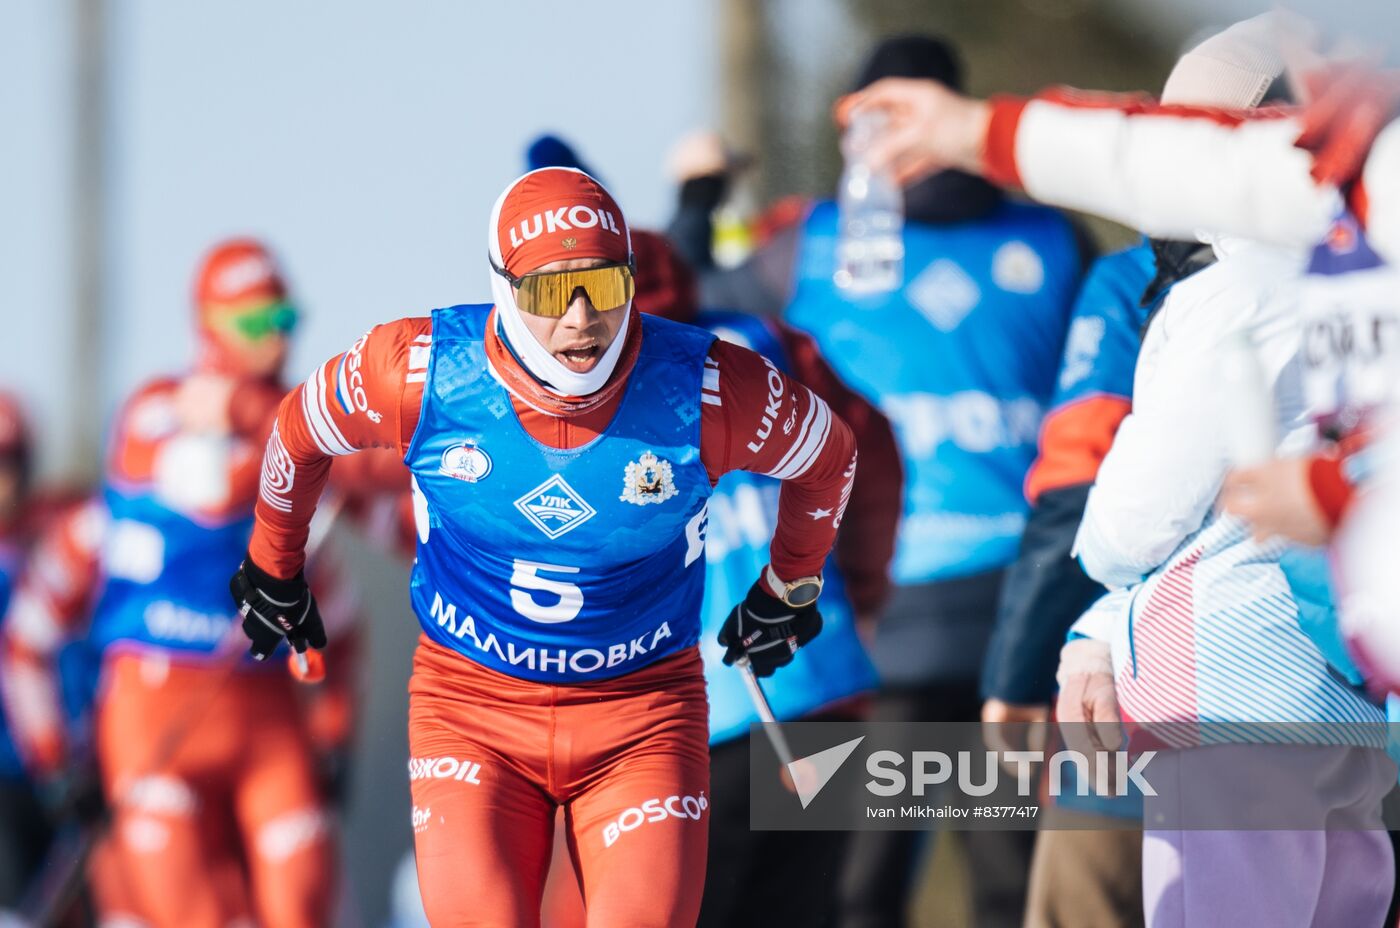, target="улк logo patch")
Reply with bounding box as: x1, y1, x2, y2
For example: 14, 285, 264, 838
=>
439, 441, 492, 483
515, 474, 597, 538
620, 451, 677, 505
